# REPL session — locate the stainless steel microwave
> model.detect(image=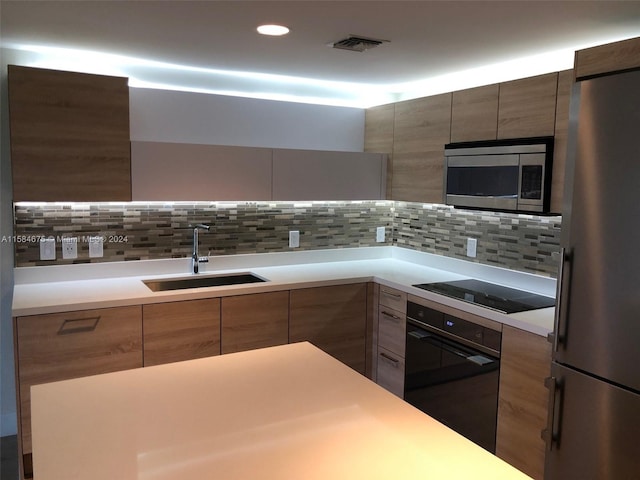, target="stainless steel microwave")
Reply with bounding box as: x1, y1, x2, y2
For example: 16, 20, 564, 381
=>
444, 137, 554, 213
